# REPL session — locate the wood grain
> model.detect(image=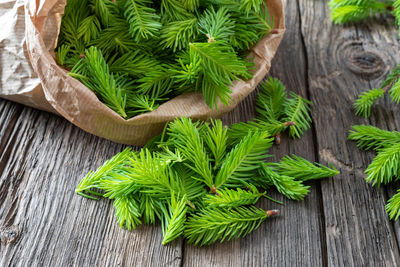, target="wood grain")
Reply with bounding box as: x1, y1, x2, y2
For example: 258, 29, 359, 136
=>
298, 0, 400, 266
2, 0, 400, 266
